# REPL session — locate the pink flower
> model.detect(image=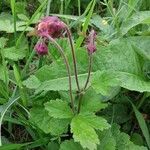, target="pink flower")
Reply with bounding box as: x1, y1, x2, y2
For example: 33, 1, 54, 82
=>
37, 16, 65, 38
34, 41, 48, 55
86, 30, 96, 54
